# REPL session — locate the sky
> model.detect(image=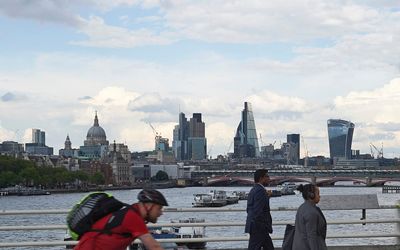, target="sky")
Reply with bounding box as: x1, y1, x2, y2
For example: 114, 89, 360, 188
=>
0, 0, 400, 158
